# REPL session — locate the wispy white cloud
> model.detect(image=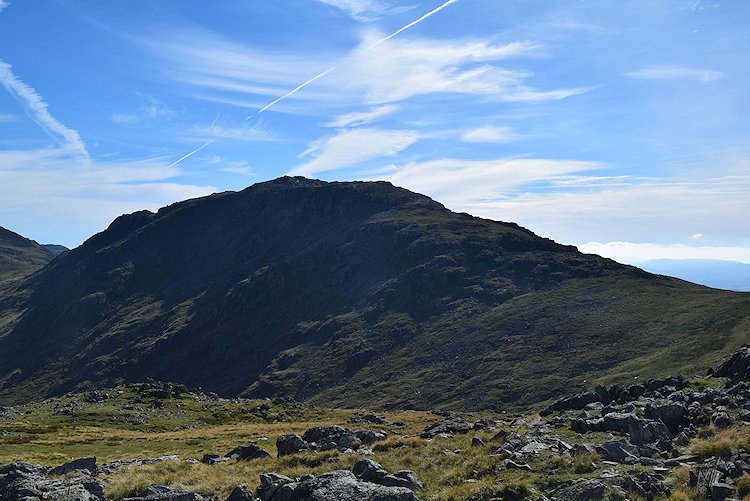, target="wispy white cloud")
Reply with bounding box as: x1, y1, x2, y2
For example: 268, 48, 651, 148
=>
628, 65, 725, 83
291, 128, 419, 176
373, 157, 600, 207
461, 125, 515, 143
0, 112, 17, 122
0, 147, 215, 247
316, 0, 412, 22
0, 59, 89, 161
340, 36, 588, 105
0, 0, 9, 13
577, 242, 750, 265
325, 105, 399, 127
